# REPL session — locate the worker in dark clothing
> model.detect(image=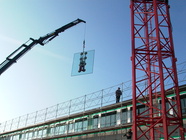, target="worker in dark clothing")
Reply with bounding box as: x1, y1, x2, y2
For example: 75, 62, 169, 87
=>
123, 129, 133, 139
115, 87, 122, 103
